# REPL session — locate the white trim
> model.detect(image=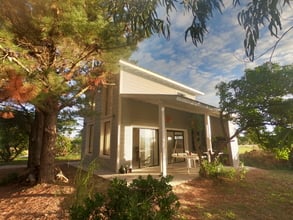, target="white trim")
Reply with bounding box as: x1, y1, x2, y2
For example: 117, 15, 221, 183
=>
116, 95, 122, 172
